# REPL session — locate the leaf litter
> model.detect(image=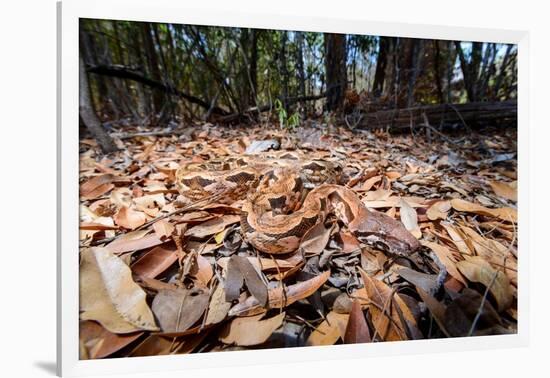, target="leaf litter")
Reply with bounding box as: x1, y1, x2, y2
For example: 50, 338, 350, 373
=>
79, 124, 518, 358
